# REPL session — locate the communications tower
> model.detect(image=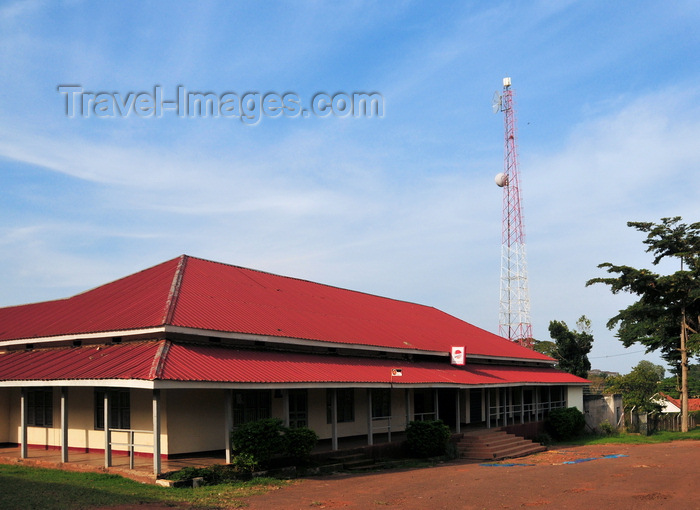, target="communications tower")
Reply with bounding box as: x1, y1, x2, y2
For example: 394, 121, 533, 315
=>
492, 77, 533, 348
